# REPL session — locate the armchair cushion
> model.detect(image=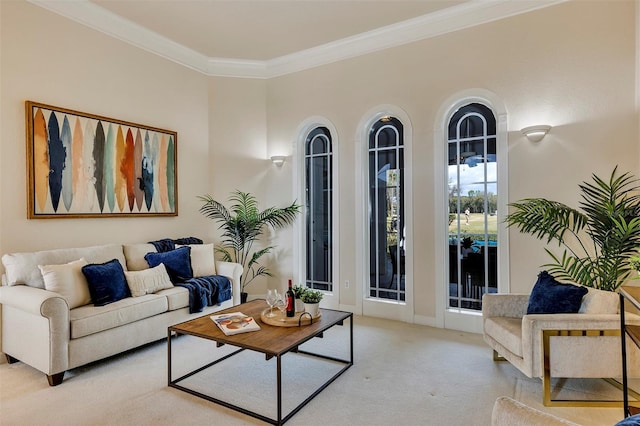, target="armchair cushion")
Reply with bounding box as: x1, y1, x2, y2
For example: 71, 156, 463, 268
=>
484, 317, 523, 357
526, 271, 588, 314
579, 286, 619, 314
